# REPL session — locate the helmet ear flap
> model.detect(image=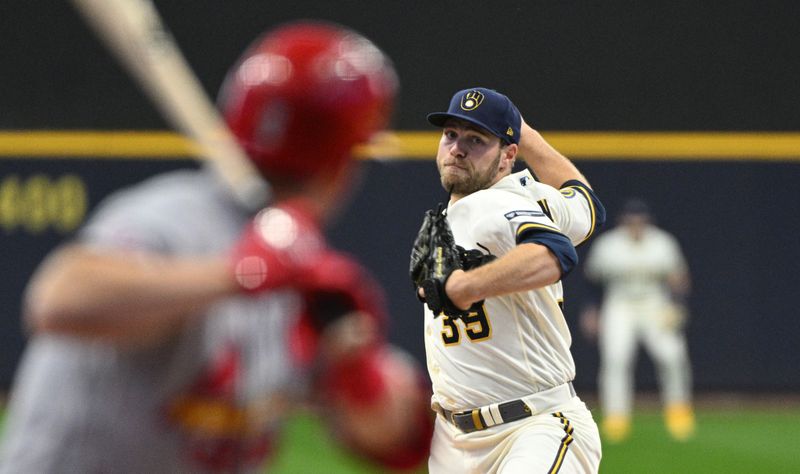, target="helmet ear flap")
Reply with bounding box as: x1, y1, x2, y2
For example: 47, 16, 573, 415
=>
218, 21, 398, 183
